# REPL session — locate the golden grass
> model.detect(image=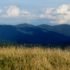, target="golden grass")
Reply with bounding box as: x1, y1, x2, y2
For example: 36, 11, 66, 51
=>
0, 46, 70, 70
